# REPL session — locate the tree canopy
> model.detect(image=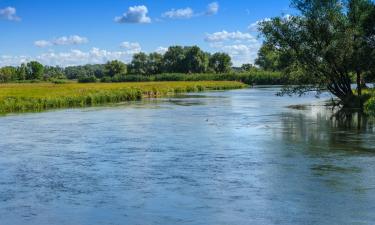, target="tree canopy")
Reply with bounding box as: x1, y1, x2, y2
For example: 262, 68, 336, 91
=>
259, 0, 375, 108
